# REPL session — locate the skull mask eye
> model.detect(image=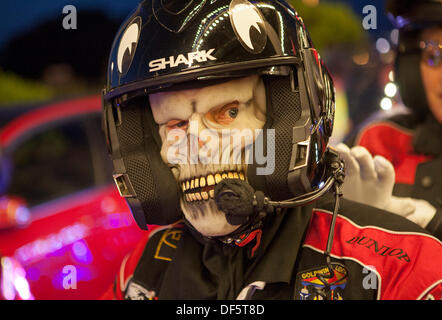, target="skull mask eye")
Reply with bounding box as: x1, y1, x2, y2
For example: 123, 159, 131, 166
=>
166, 120, 189, 131
204, 101, 240, 125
